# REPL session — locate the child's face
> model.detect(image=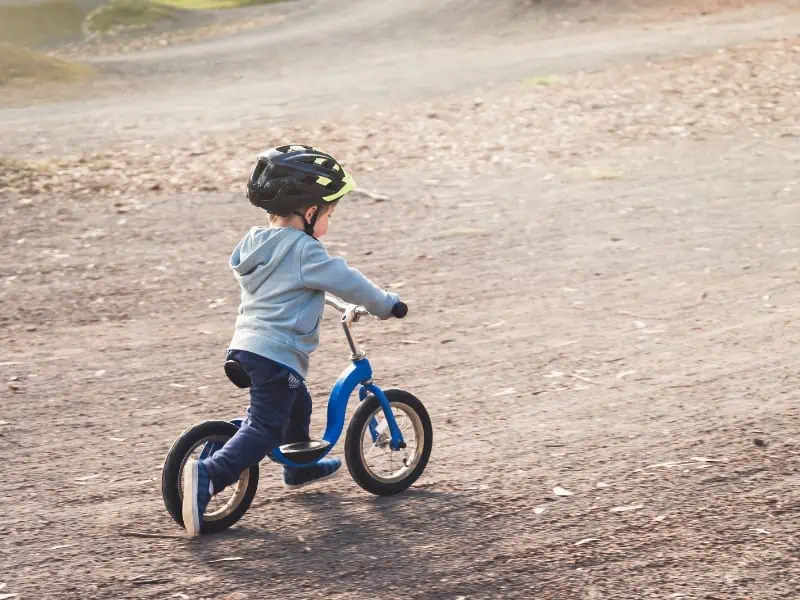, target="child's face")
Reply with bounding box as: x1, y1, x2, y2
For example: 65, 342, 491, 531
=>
311, 205, 334, 238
